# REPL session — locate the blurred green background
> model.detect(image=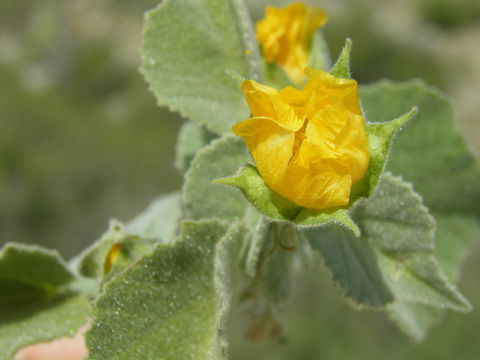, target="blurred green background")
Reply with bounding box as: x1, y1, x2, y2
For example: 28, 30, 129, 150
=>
1, 0, 479, 359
